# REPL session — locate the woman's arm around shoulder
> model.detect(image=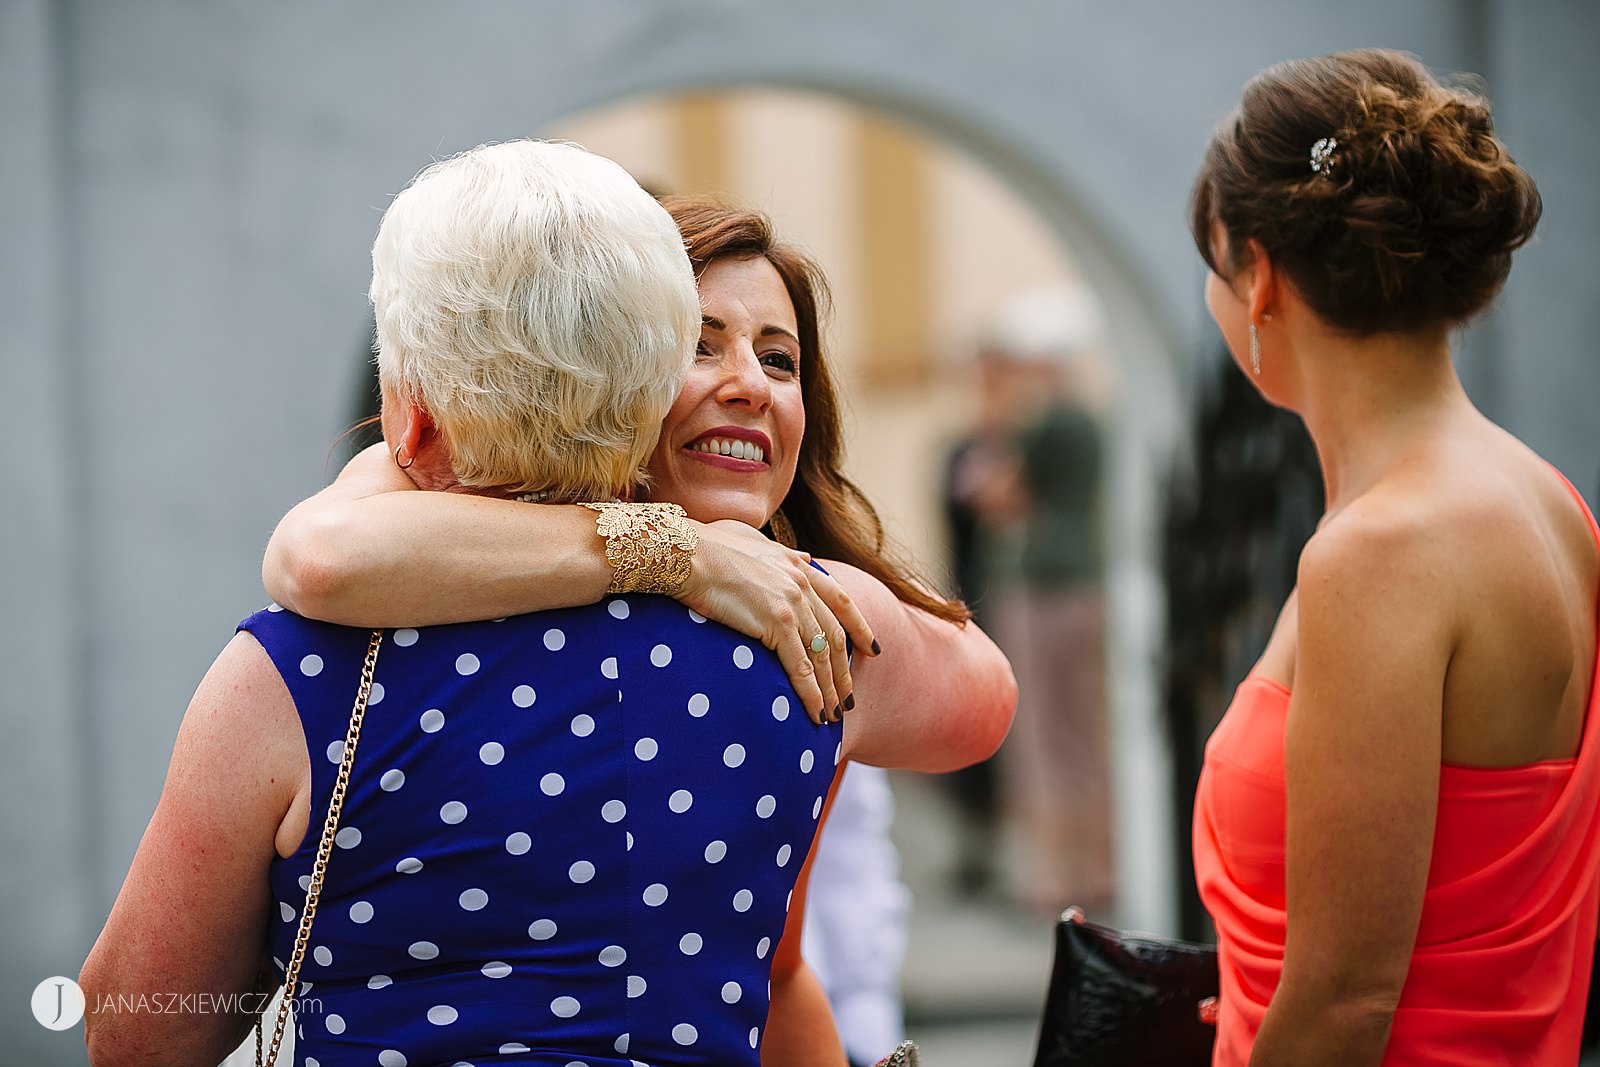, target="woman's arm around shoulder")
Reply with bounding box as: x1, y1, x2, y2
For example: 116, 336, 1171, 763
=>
79, 634, 306, 1067
829, 560, 1016, 774
264, 446, 876, 722
1250, 508, 1459, 1067
263, 443, 612, 625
